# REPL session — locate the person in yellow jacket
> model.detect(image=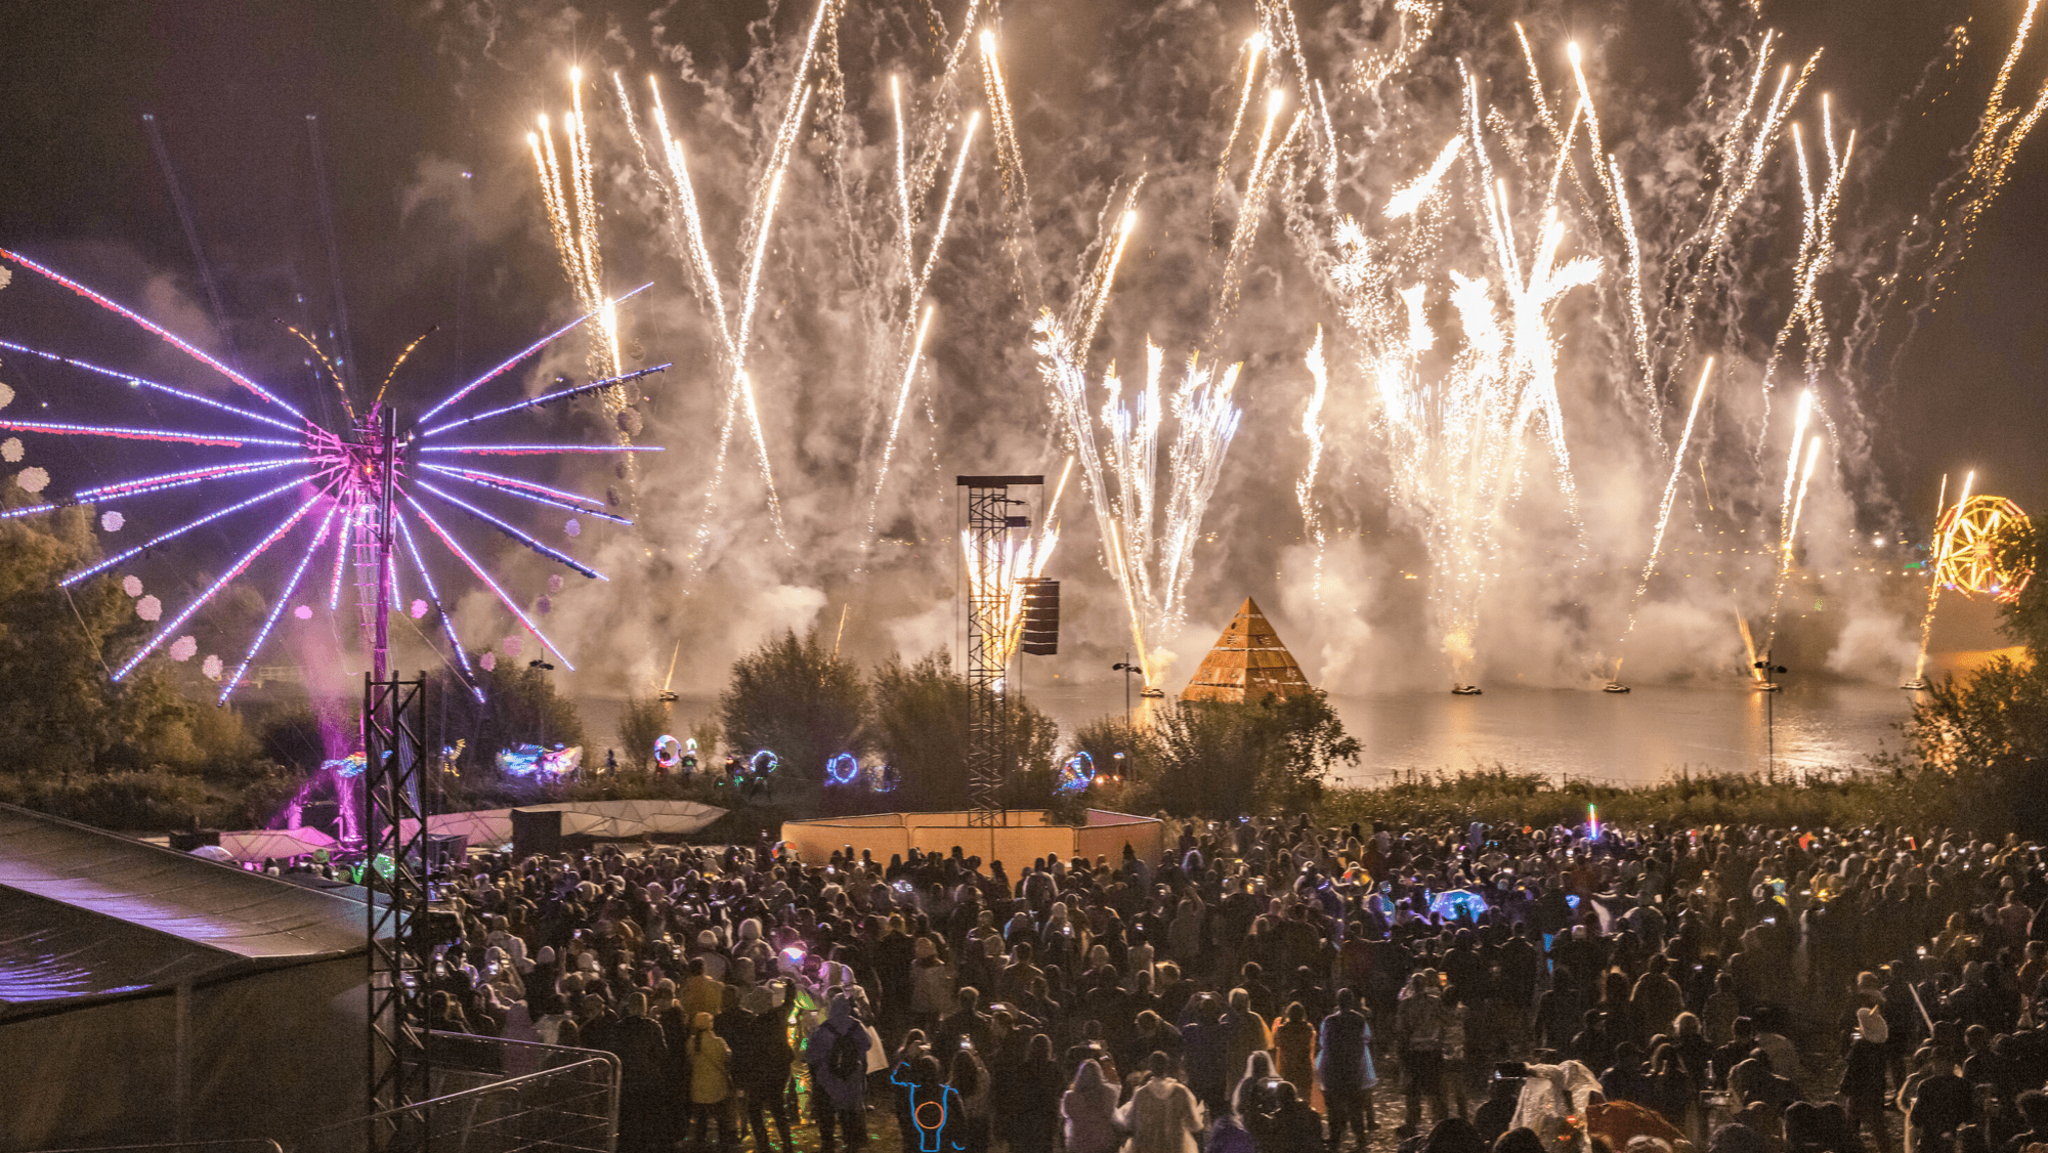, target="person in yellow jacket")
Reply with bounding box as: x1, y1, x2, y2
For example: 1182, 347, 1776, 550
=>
687, 1011, 737, 1149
